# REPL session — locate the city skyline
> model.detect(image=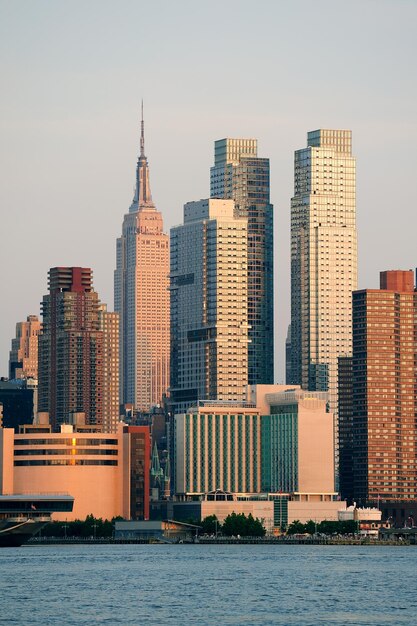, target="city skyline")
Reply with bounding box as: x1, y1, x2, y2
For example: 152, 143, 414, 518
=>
1, 1, 417, 381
